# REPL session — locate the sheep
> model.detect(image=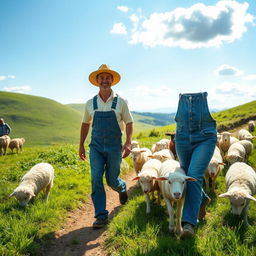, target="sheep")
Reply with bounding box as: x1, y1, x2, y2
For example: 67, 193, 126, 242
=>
151, 139, 170, 153
165, 132, 177, 158
248, 120, 255, 133
218, 132, 238, 155
9, 163, 54, 207
156, 159, 196, 234
130, 147, 152, 176
204, 146, 225, 193
0, 135, 11, 156
132, 159, 162, 214
238, 129, 255, 142
219, 162, 256, 225
131, 140, 140, 149
150, 149, 175, 162
226, 142, 246, 165
9, 138, 25, 153
237, 140, 253, 161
